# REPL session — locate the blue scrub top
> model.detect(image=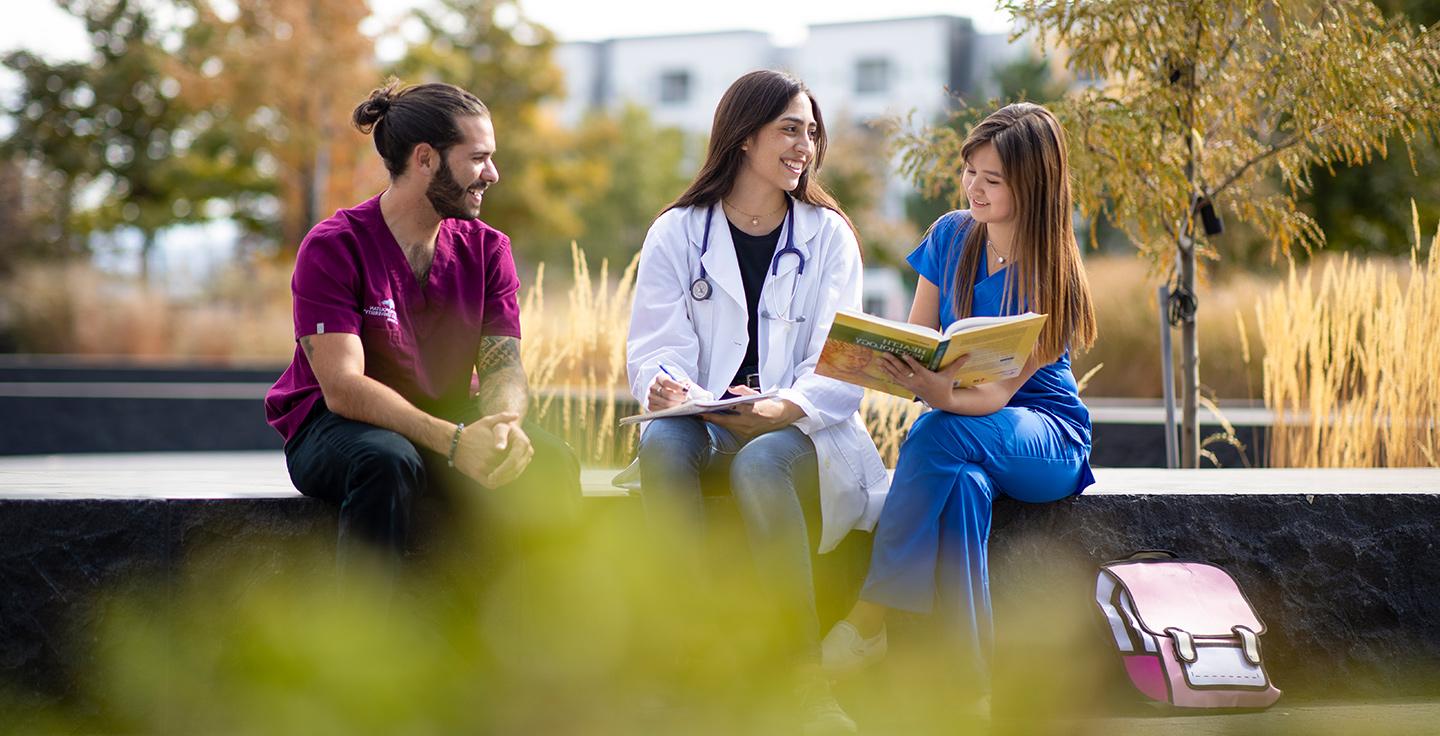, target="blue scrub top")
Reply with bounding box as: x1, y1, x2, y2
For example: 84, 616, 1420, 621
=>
906, 210, 1094, 451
